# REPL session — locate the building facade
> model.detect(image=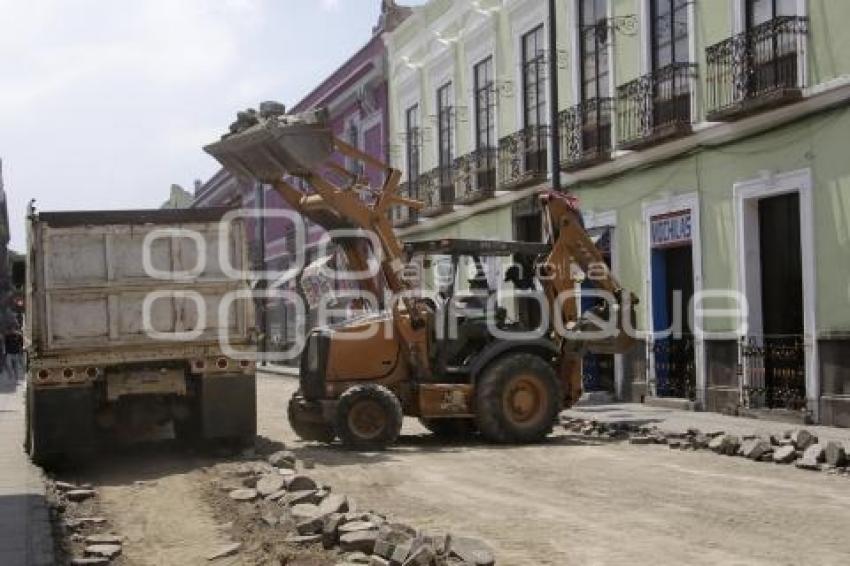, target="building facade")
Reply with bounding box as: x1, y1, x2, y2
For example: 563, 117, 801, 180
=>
385, 0, 850, 425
